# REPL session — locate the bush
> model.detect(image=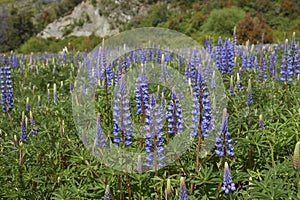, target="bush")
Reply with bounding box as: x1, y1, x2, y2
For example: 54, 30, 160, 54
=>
201, 6, 245, 37
18, 37, 49, 54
